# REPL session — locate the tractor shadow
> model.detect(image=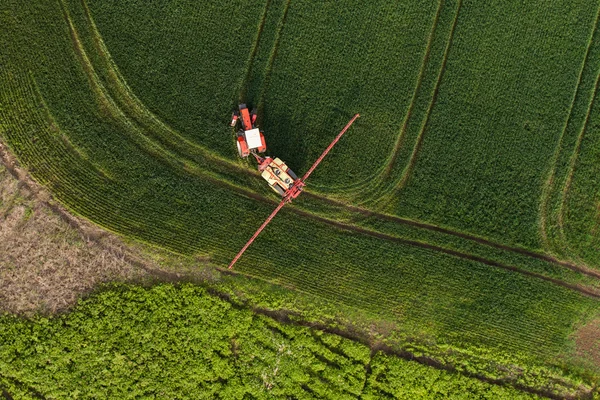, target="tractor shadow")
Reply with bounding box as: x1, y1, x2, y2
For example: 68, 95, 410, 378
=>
258, 105, 356, 177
